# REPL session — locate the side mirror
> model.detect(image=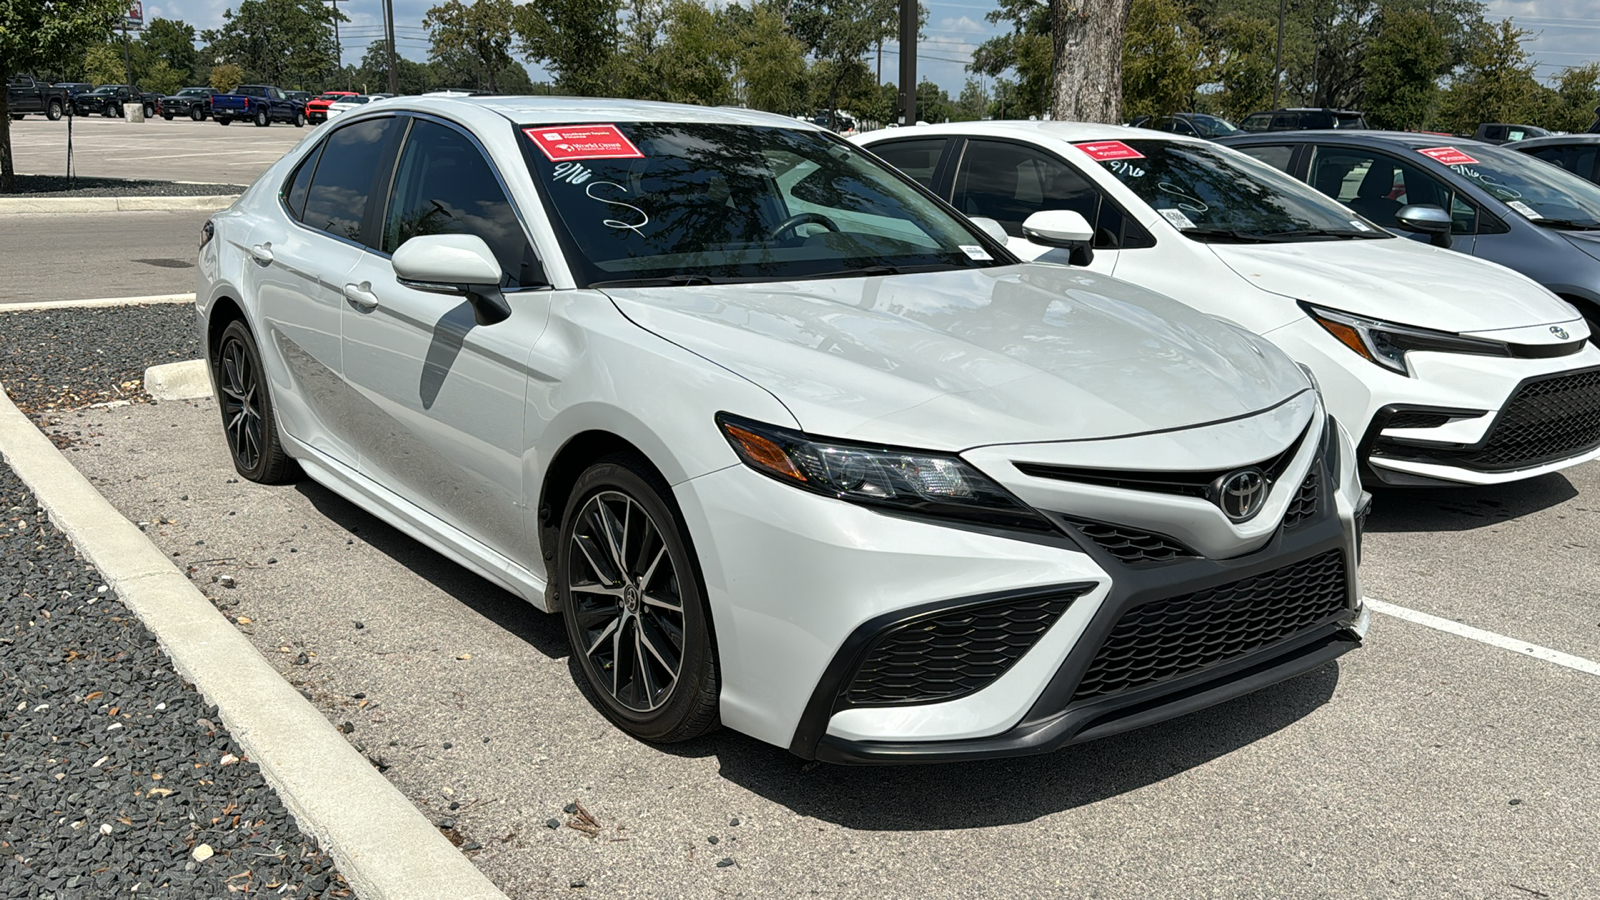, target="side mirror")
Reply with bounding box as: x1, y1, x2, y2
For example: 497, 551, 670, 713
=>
967, 216, 1010, 246
1393, 204, 1453, 249
1022, 209, 1095, 266
392, 233, 511, 325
